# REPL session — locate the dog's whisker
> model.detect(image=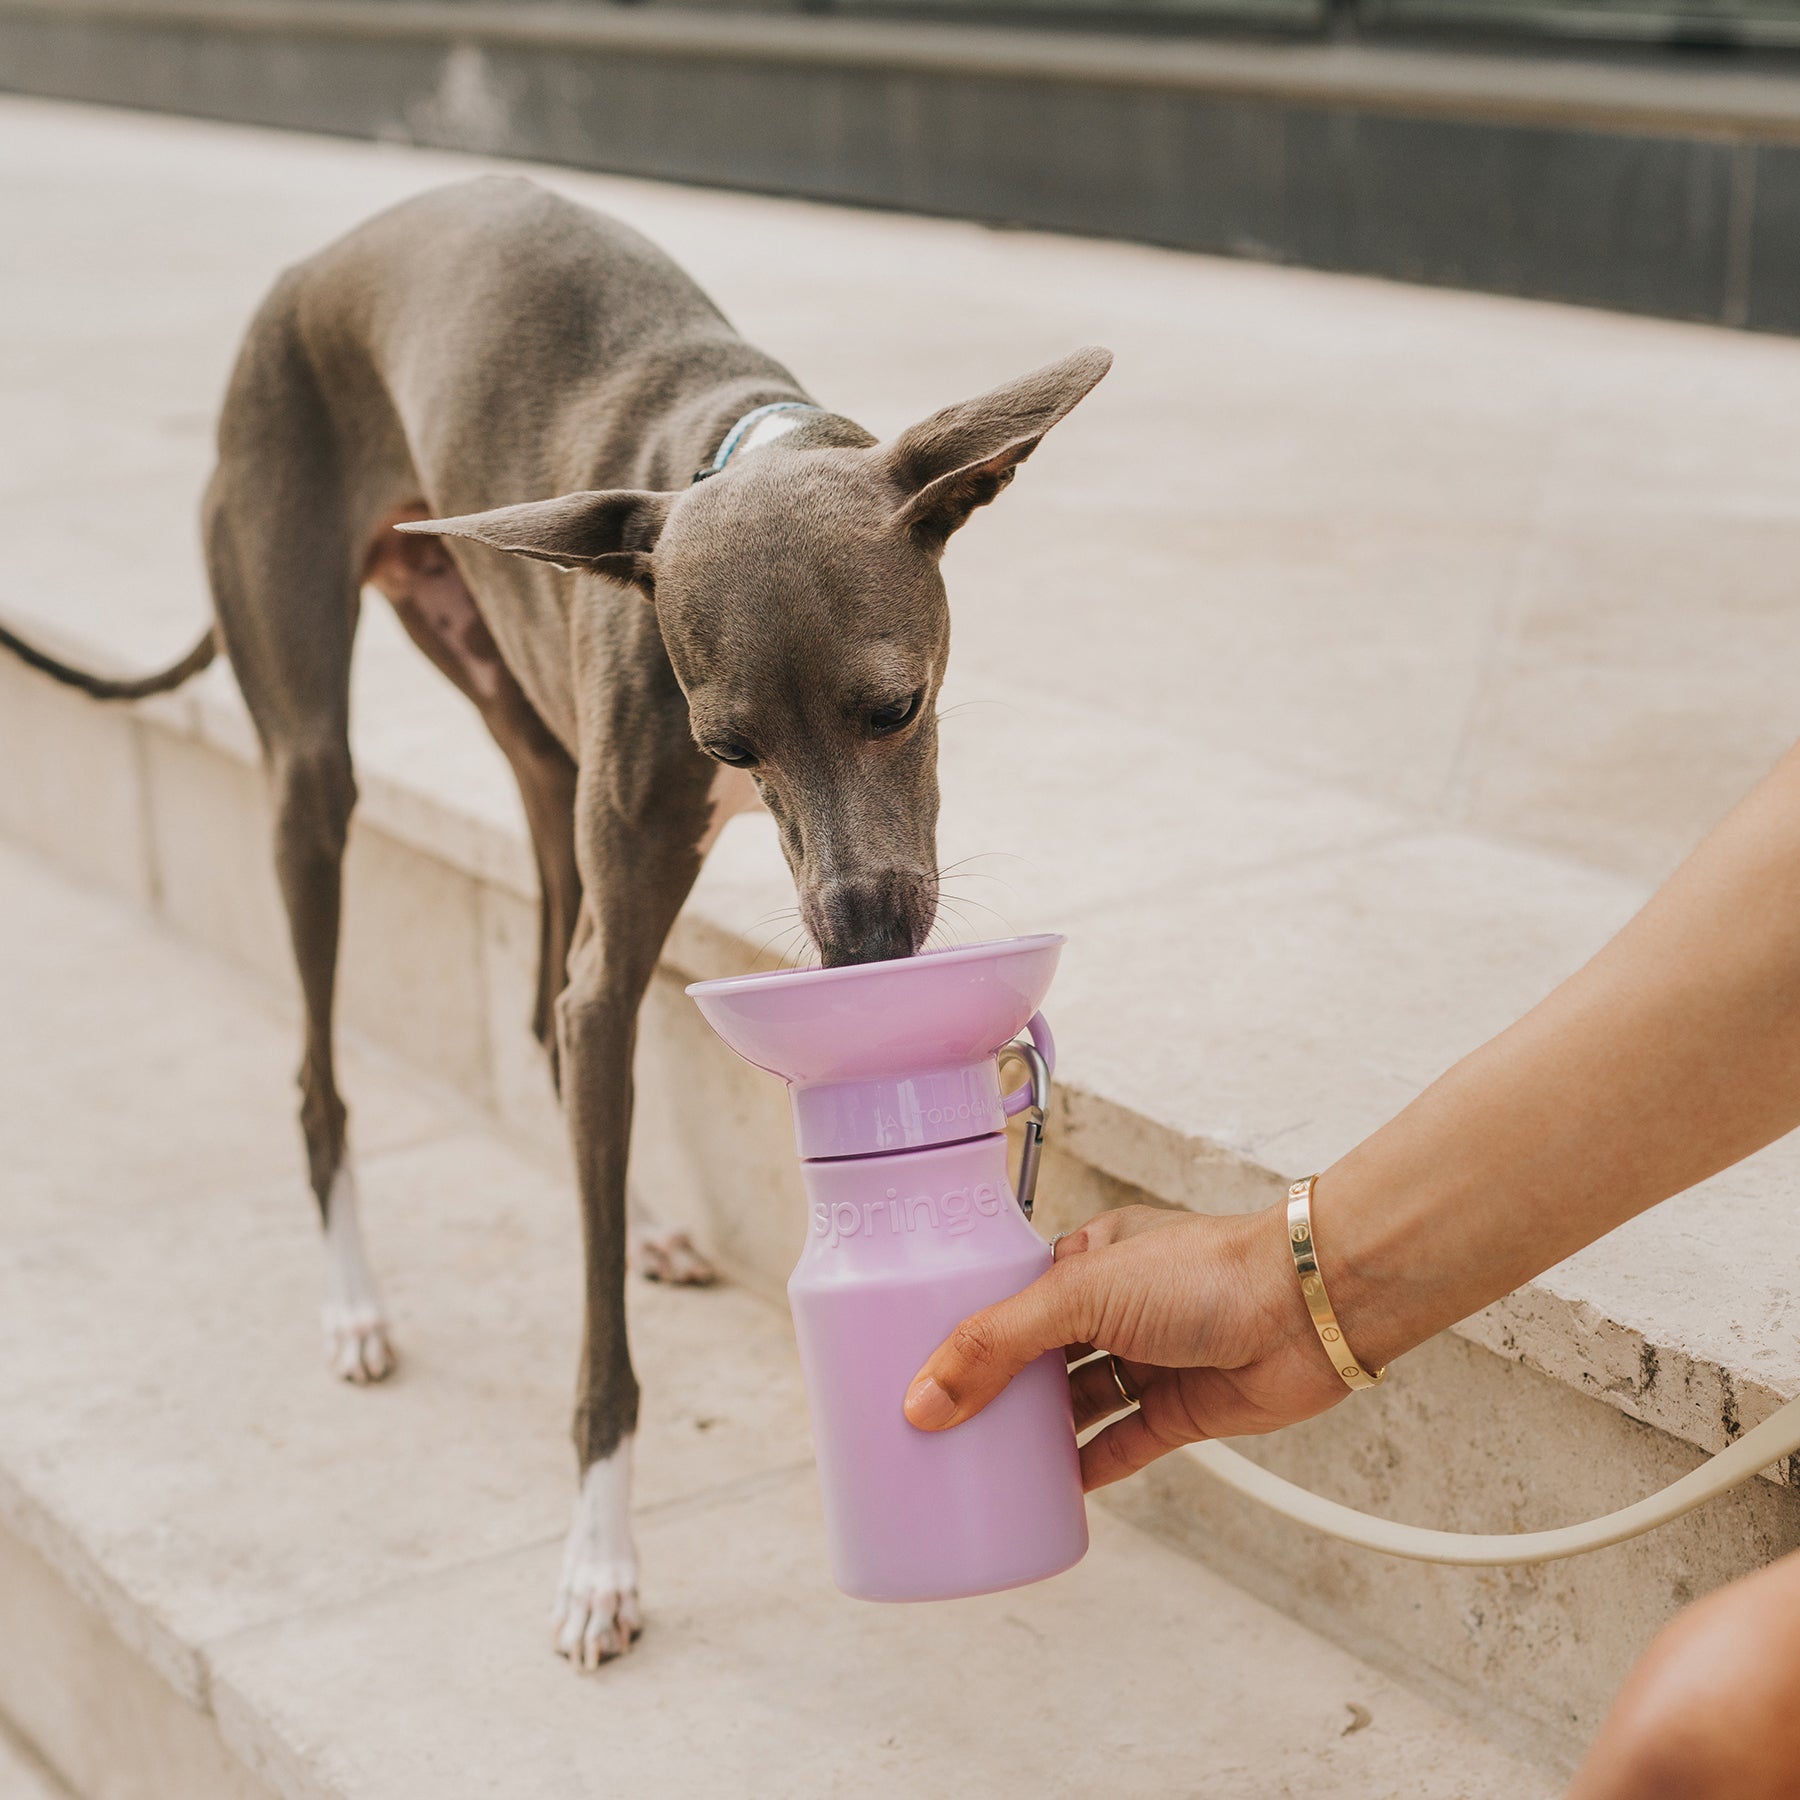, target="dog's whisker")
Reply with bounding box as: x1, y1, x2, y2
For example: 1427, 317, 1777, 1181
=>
939, 905, 1015, 952
748, 915, 813, 967
931, 915, 982, 951
934, 698, 1022, 728
938, 873, 1024, 905
748, 910, 803, 937
930, 869, 1018, 932
938, 893, 1017, 933
743, 905, 802, 933
775, 924, 822, 971
935, 854, 1033, 901
936, 850, 1031, 875
745, 927, 792, 962
745, 921, 791, 961
925, 907, 981, 949
937, 869, 1026, 893
928, 907, 972, 950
